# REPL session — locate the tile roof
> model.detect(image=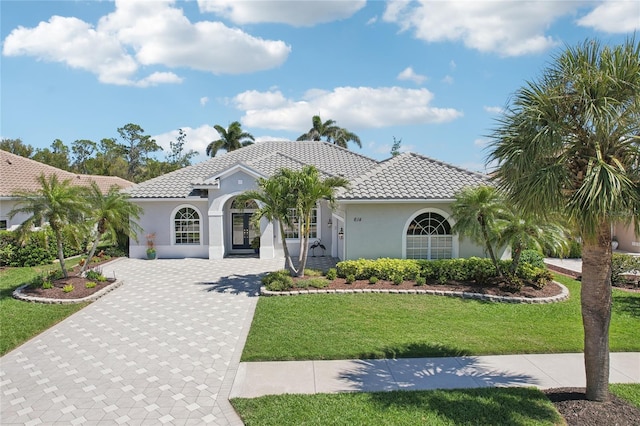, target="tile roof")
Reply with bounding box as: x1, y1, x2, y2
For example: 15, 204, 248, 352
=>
0, 150, 134, 197
126, 141, 379, 198
338, 152, 490, 200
